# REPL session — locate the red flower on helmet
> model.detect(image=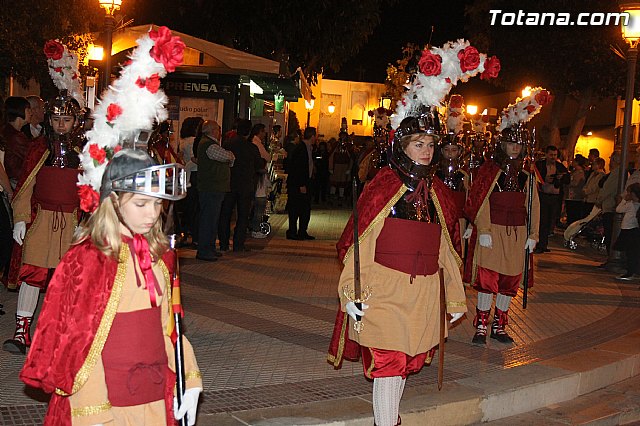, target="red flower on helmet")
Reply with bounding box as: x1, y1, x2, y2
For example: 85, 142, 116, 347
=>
535, 90, 552, 106
135, 73, 161, 94
106, 103, 123, 123
418, 50, 442, 76
480, 56, 501, 80
149, 26, 185, 73
78, 185, 100, 213
44, 40, 65, 60
89, 144, 107, 164
54, 67, 62, 73
526, 104, 536, 113
449, 95, 464, 109
458, 46, 480, 72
